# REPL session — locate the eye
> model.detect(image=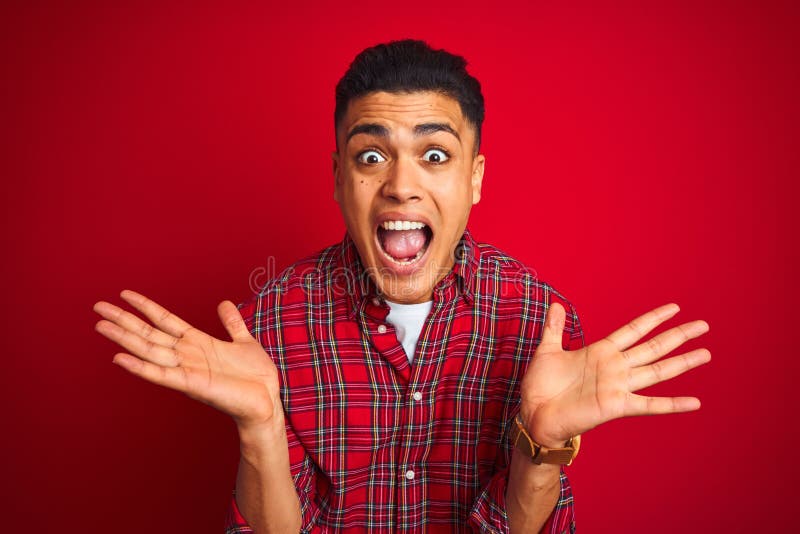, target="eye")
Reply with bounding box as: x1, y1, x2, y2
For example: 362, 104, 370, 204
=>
422, 148, 449, 164
357, 150, 386, 165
